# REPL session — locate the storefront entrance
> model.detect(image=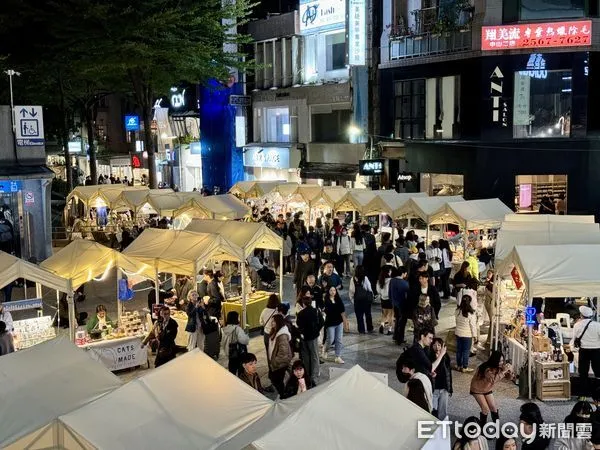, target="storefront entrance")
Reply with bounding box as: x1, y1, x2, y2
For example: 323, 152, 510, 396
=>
420, 173, 464, 196
515, 174, 567, 214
